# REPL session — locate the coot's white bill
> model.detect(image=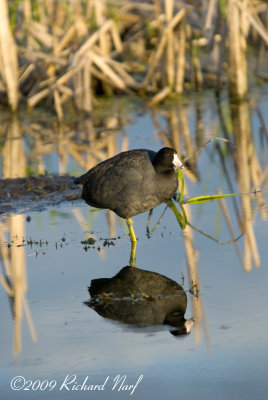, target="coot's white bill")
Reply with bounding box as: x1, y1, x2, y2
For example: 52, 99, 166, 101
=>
172, 153, 184, 170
